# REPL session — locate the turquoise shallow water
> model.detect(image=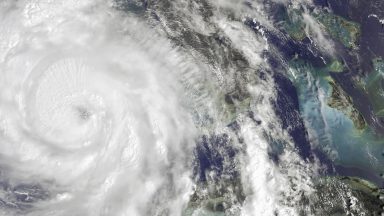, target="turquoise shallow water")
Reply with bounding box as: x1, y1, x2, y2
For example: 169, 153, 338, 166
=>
289, 62, 384, 183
